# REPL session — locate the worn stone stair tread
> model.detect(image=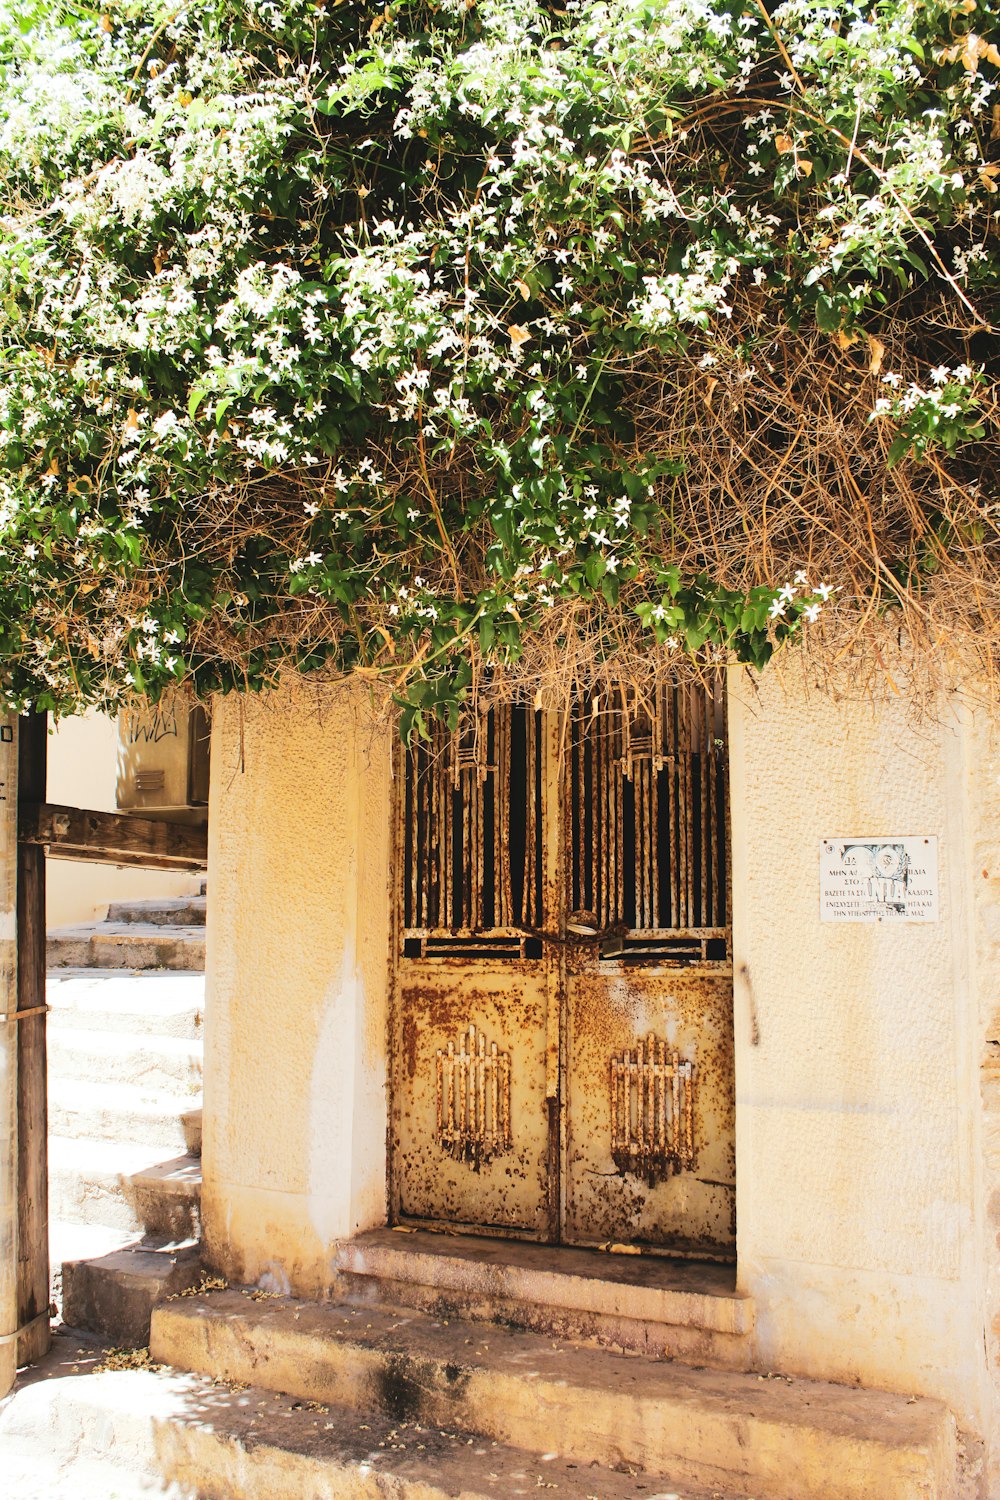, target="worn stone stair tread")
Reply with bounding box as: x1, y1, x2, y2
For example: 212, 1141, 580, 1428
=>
48, 1026, 203, 1092
62, 1240, 203, 1347
49, 1135, 202, 1200
0, 1359, 747, 1500
337, 1227, 752, 1336
47, 970, 205, 1038
50, 1139, 202, 1238
50, 1077, 204, 1153
50, 1217, 143, 1267
152, 1291, 956, 1500
128, 1153, 202, 1197
106, 896, 207, 927
48, 923, 206, 972
50, 922, 207, 941
49, 1133, 187, 1179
